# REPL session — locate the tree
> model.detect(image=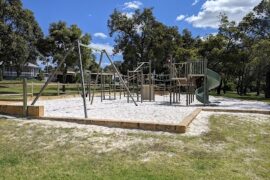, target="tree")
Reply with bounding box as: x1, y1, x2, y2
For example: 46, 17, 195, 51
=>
108, 8, 181, 74
237, 0, 270, 97
175, 29, 200, 62
0, 0, 43, 77
251, 40, 270, 97
40, 21, 96, 91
